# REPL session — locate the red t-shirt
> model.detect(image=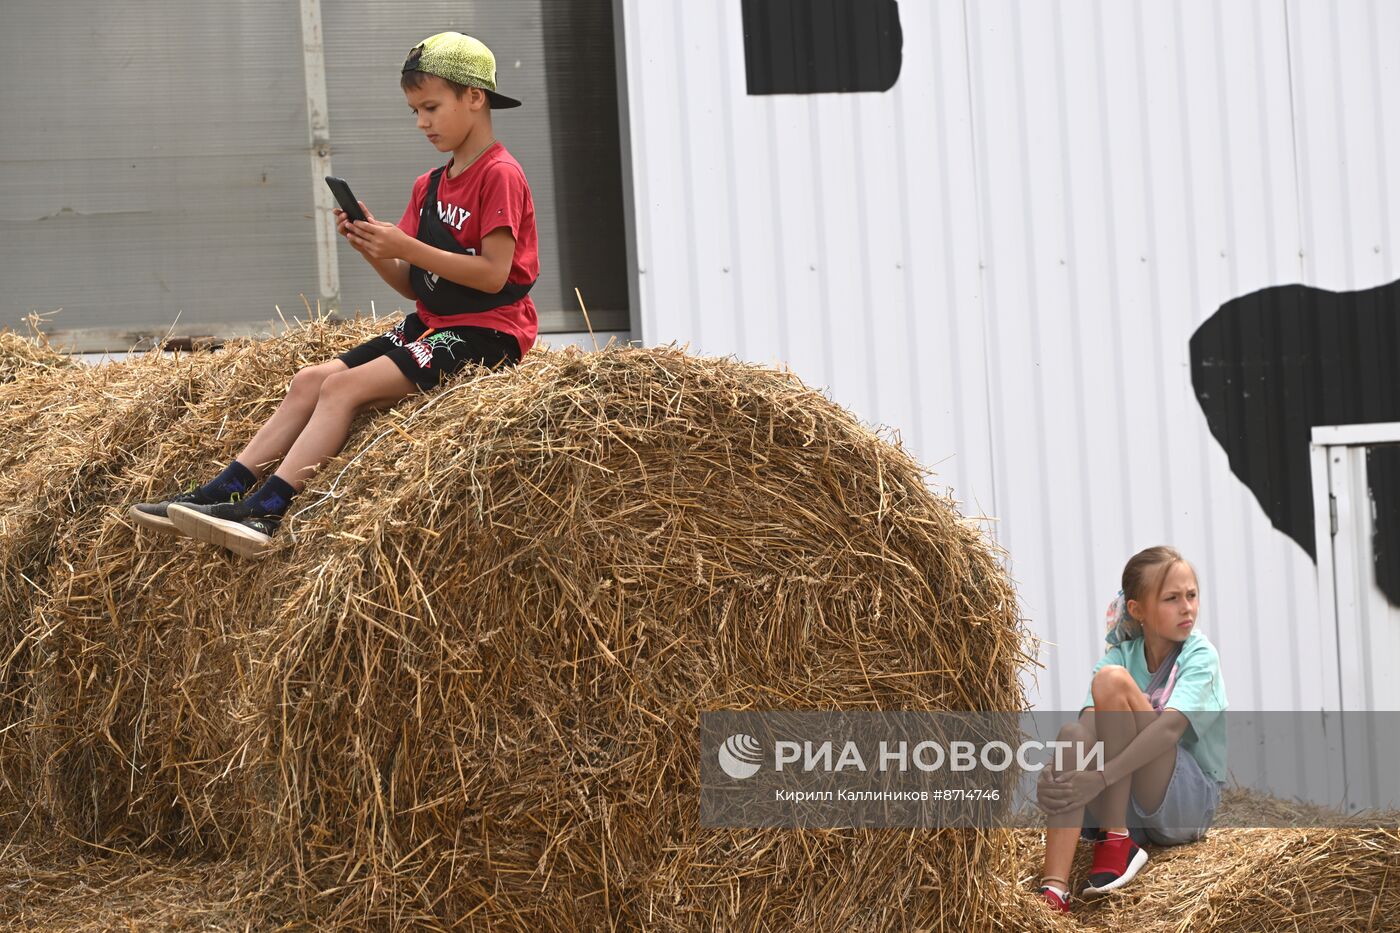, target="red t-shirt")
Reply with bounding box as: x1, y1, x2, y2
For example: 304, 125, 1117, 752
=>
397, 142, 539, 357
